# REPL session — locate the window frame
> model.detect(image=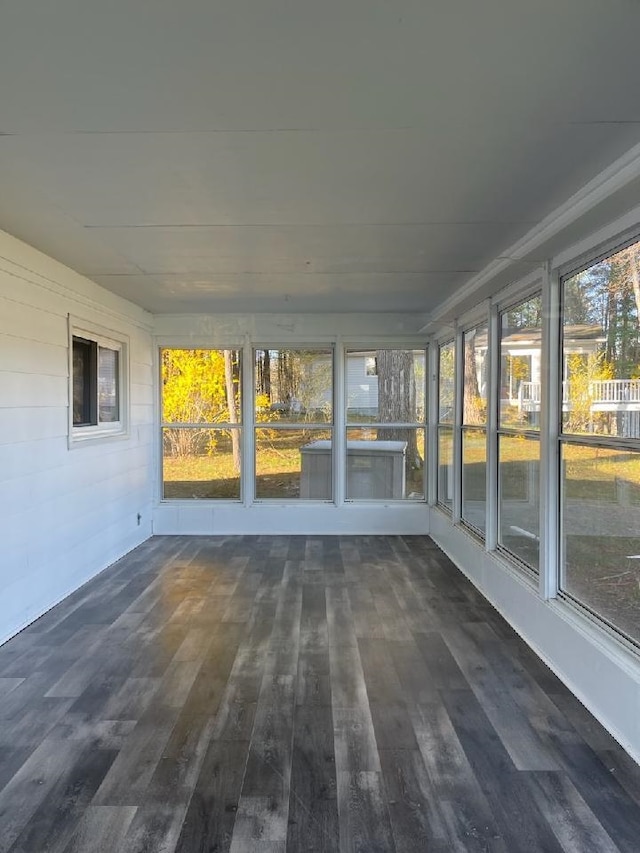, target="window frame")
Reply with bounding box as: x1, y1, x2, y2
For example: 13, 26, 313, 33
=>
460, 319, 490, 537
159, 346, 243, 502
556, 235, 640, 648
495, 291, 543, 576
253, 345, 335, 502
68, 317, 129, 446
344, 345, 427, 503
436, 338, 455, 512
